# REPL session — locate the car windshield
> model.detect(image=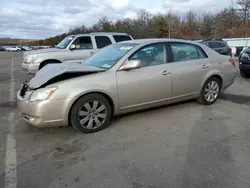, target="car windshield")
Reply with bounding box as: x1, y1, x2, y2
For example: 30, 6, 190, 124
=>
56, 36, 75, 49
83, 43, 138, 69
